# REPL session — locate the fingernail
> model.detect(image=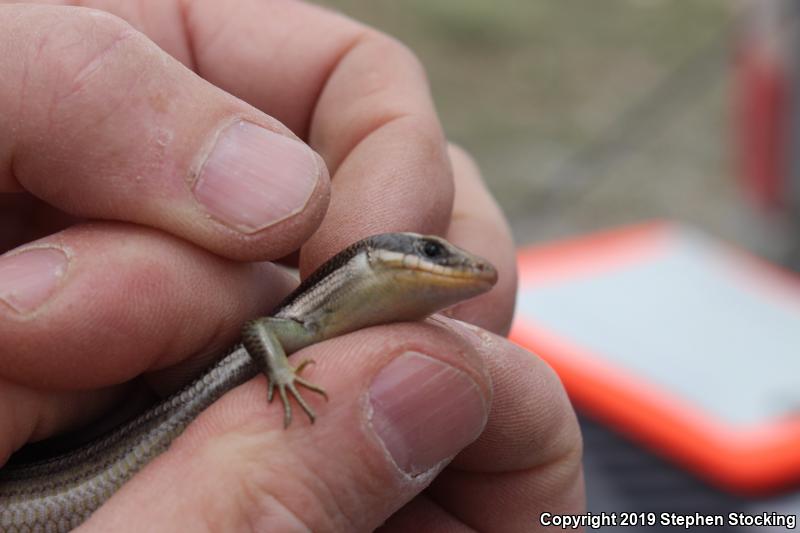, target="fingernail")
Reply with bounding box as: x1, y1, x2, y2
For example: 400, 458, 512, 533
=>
369, 351, 487, 476
194, 121, 319, 233
0, 248, 68, 314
